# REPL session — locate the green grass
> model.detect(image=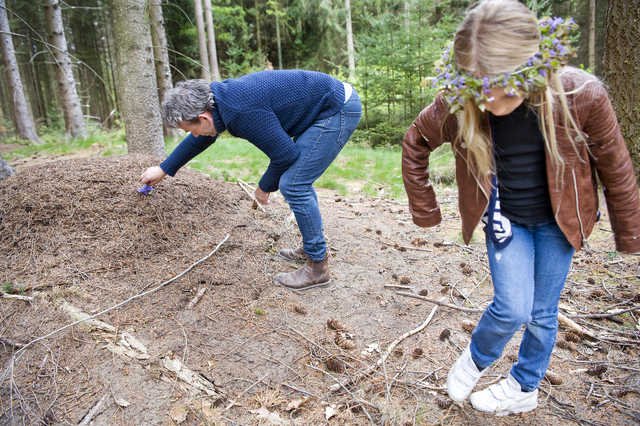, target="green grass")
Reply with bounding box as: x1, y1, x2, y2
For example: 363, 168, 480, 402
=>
1, 128, 455, 200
